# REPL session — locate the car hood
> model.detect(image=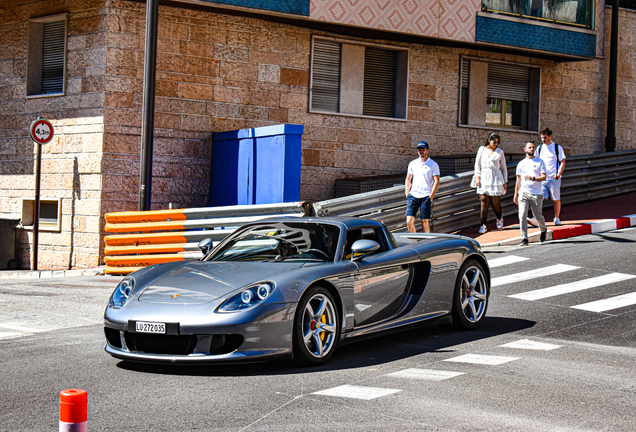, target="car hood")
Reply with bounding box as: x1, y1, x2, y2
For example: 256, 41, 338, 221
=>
137, 260, 305, 305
